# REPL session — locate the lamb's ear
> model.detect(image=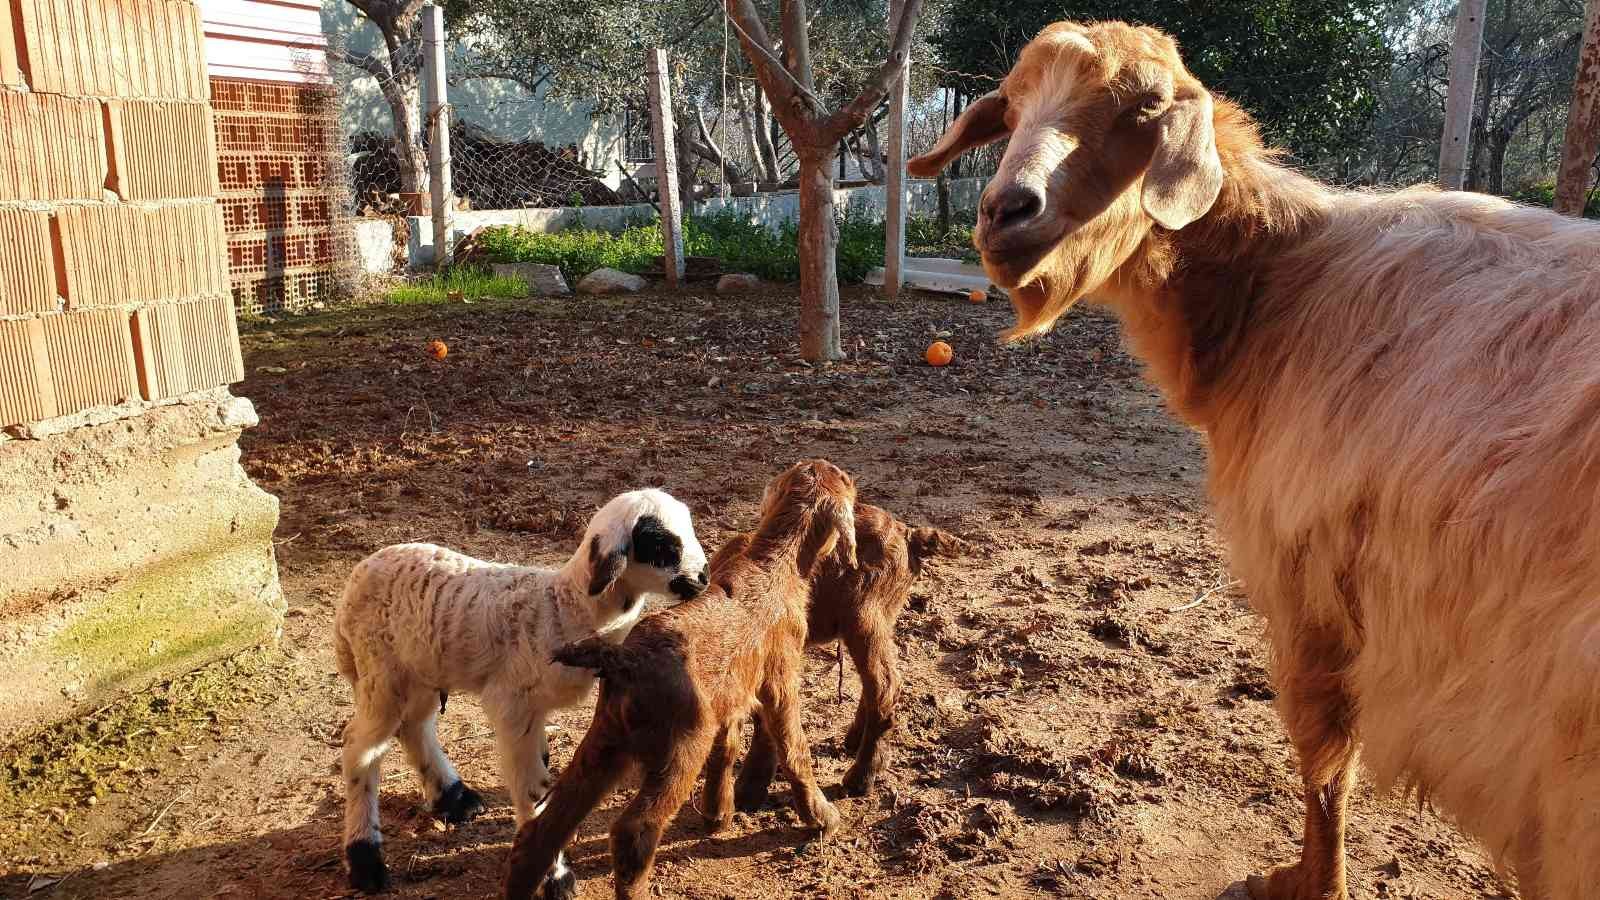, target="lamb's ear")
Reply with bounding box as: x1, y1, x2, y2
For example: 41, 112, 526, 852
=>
1140, 89, 1223, 230
908, 91, 1010, 177
587, 534, 628, 595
